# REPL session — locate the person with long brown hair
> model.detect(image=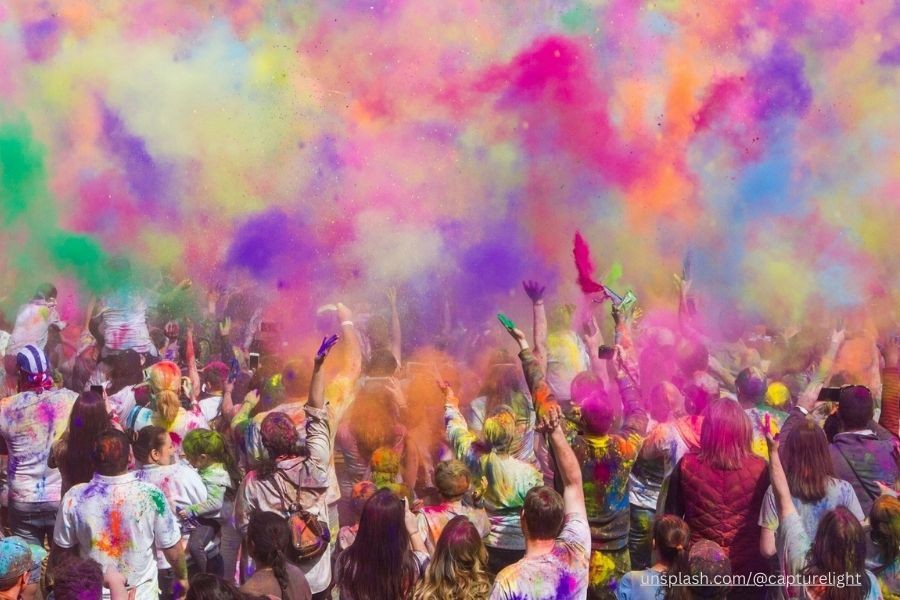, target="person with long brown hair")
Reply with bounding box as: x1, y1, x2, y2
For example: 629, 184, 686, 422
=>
766, 430, 880, 600
414, 515, 491, 600
335, 489, 429, 600
48, 390, 114, 496
665, 398, 769, 592
758, 418, 864, 560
